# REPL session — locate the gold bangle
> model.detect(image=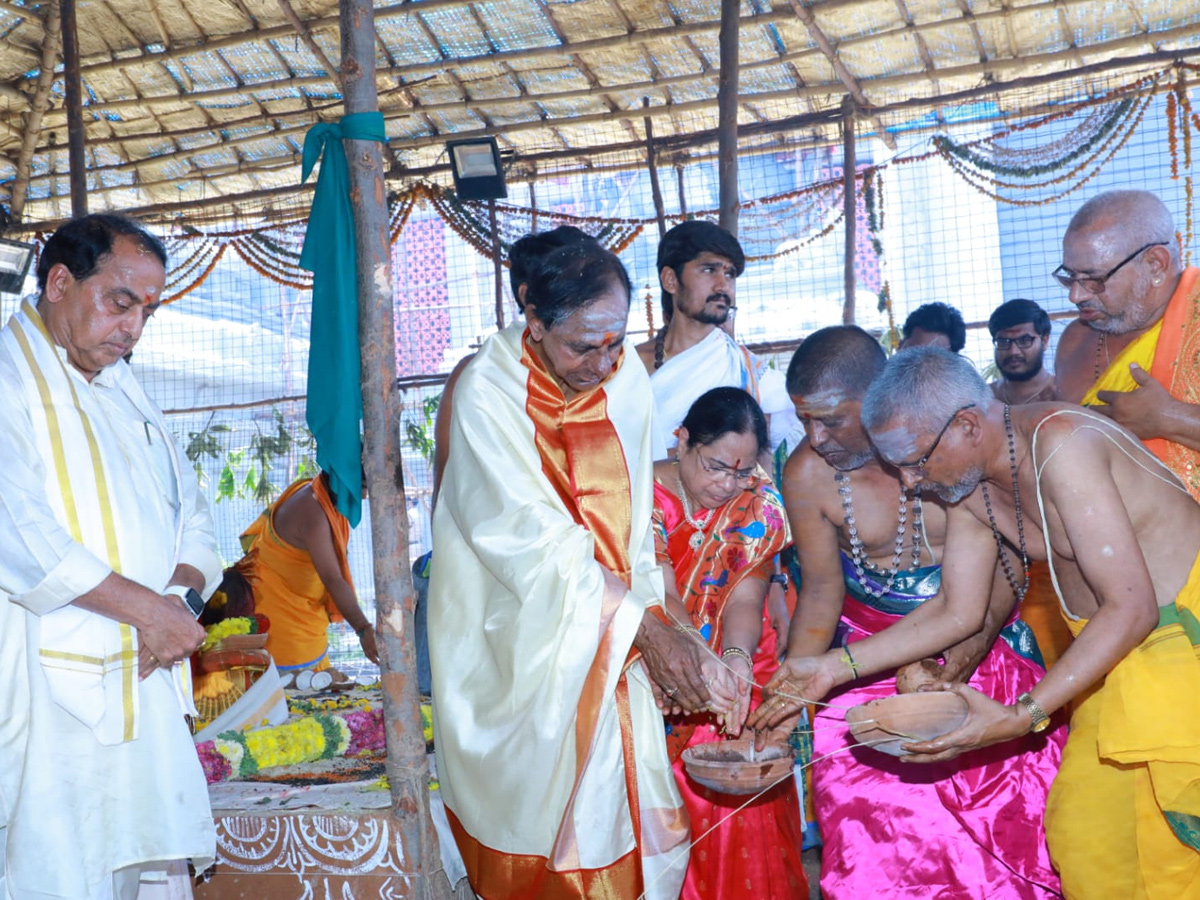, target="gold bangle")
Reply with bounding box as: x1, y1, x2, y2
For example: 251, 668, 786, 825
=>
840, 647, 860, 677
721, 646, 753, 668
